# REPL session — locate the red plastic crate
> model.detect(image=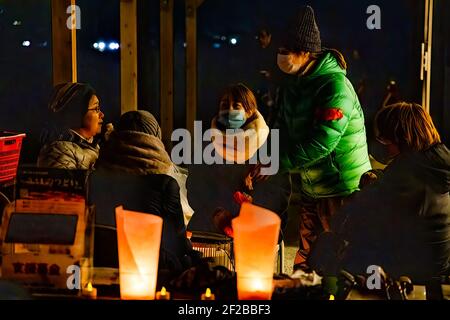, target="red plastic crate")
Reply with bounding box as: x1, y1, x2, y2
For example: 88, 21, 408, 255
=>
0, 131, 26, 184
